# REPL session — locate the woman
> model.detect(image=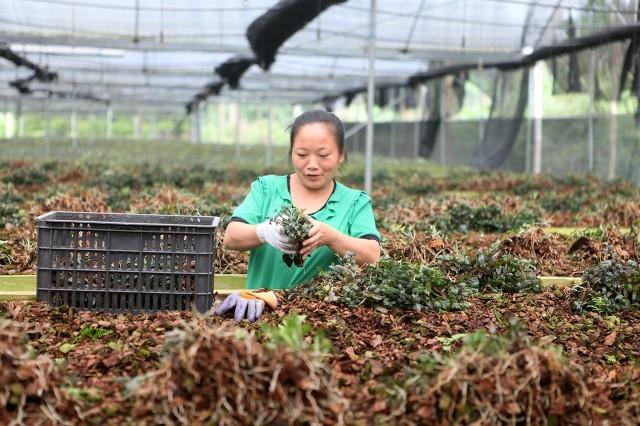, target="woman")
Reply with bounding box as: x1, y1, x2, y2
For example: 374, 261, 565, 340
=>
217, 110, 380, 321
